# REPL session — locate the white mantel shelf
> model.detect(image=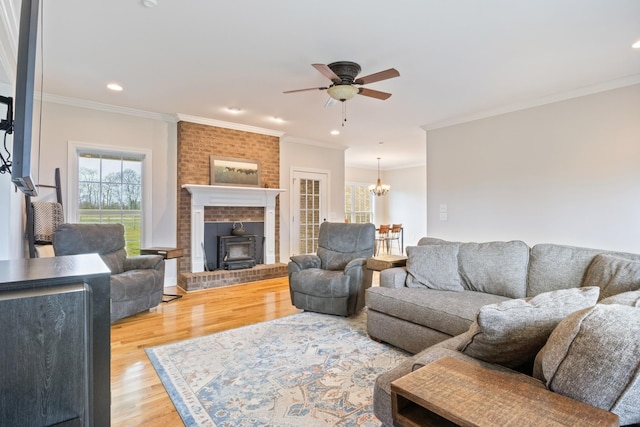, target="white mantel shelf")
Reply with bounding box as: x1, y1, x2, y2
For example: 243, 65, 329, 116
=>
182, 184, 286, 273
